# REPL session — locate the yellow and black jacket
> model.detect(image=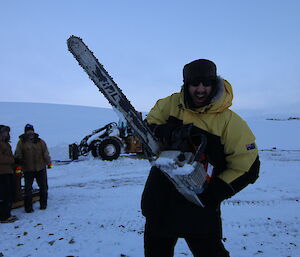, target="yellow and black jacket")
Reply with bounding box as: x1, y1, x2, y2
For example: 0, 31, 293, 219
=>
141, 78, 260, 237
